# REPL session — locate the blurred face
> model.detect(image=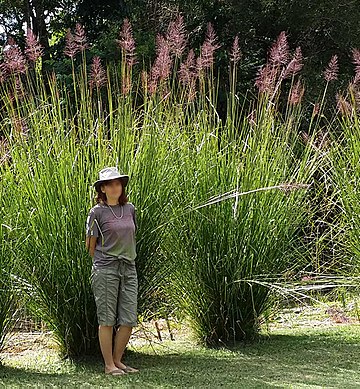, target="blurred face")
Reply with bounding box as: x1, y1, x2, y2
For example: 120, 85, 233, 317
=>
101, 179, 123, 202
